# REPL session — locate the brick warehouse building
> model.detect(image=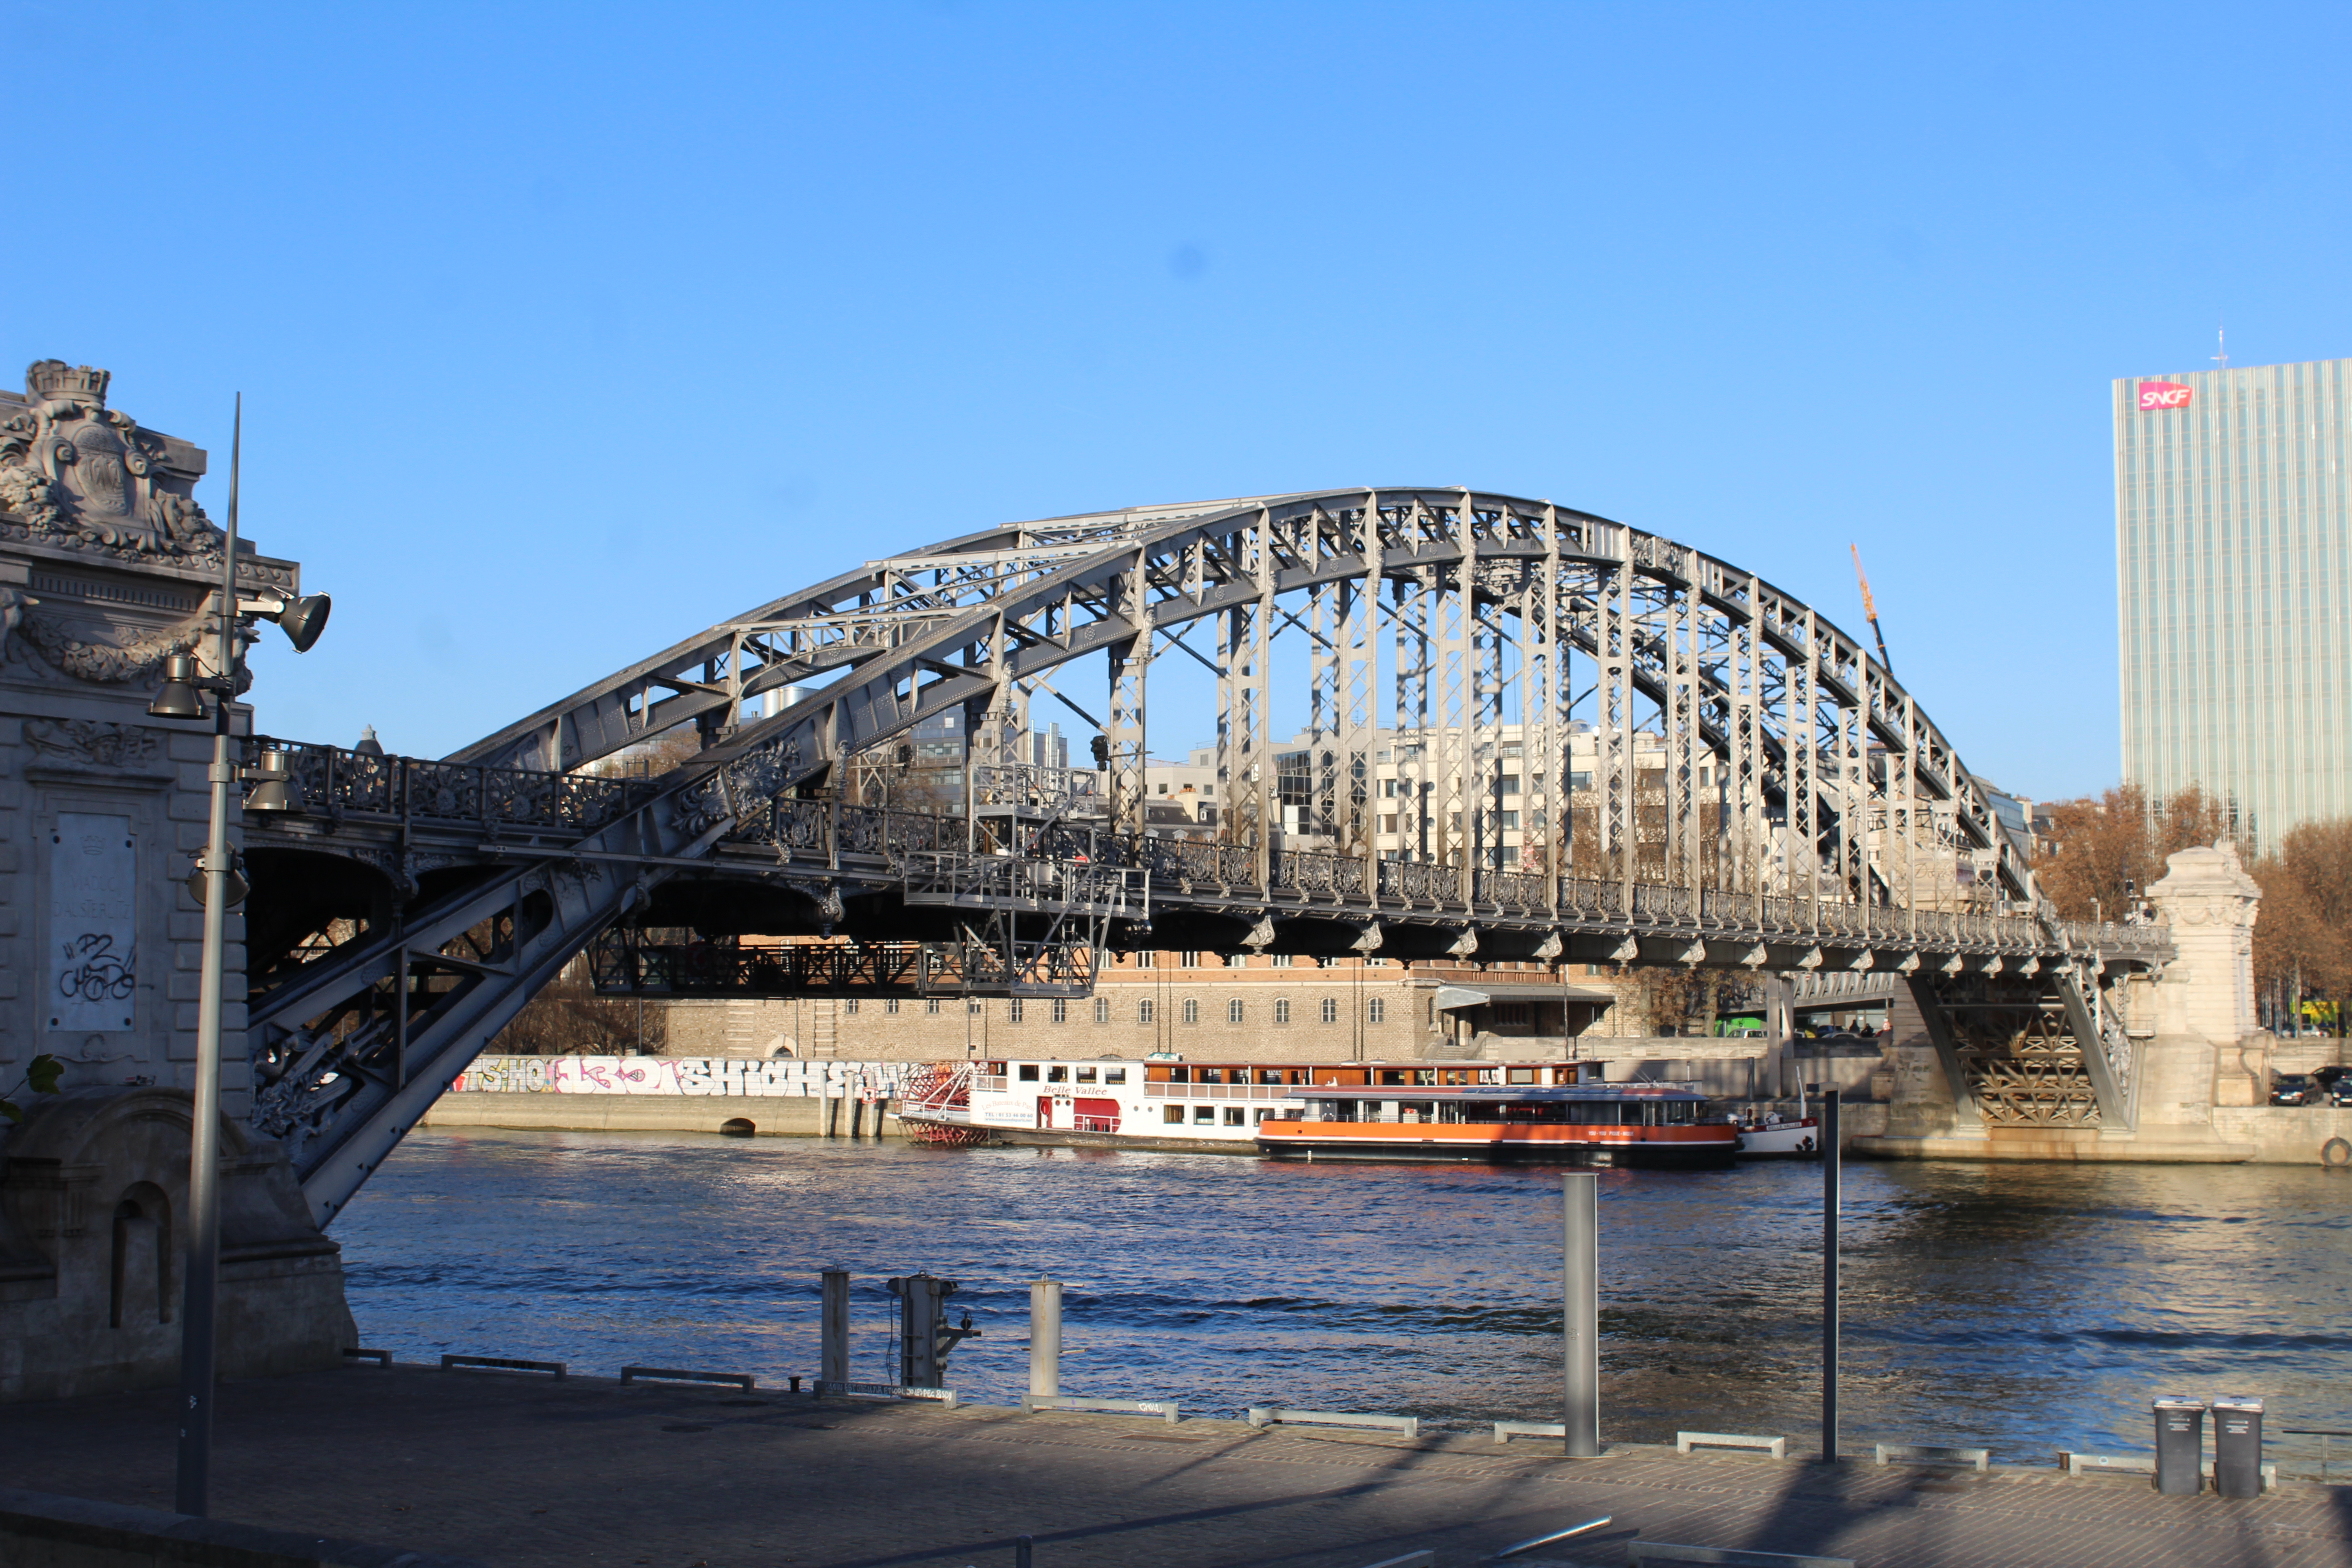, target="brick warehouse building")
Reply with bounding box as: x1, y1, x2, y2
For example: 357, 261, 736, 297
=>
657, 950, 1629, 1068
